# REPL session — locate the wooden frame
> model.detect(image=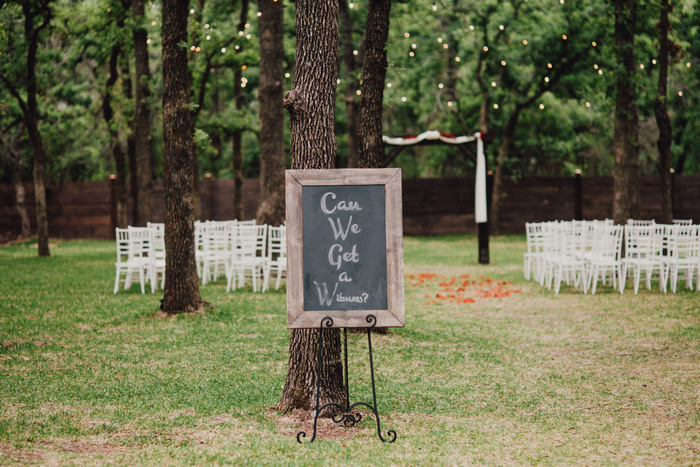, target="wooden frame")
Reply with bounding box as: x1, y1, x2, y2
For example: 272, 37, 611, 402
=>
285, 168, 405, 329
